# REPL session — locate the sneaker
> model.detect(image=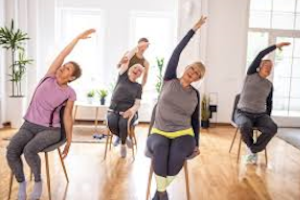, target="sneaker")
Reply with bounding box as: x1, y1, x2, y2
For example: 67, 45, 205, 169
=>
126, 138, 133, 149
250, 153, 258, 164
152, 191, 169, 200
243, 153, 257, 165
120, 144, 127, 158
113, 137, 121, 147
